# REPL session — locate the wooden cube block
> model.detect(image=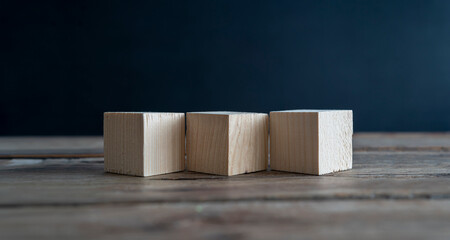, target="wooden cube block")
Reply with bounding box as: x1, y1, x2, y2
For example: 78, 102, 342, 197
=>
270, 110, 353, 175
104, 112, 185, 177
186, 112, 268, 176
